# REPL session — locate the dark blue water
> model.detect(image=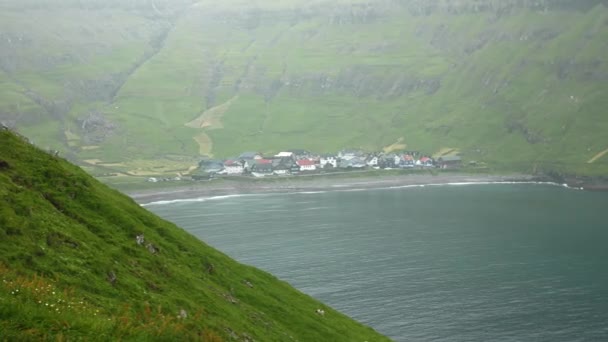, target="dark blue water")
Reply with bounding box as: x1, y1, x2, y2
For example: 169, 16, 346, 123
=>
147, 184, 608, 341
